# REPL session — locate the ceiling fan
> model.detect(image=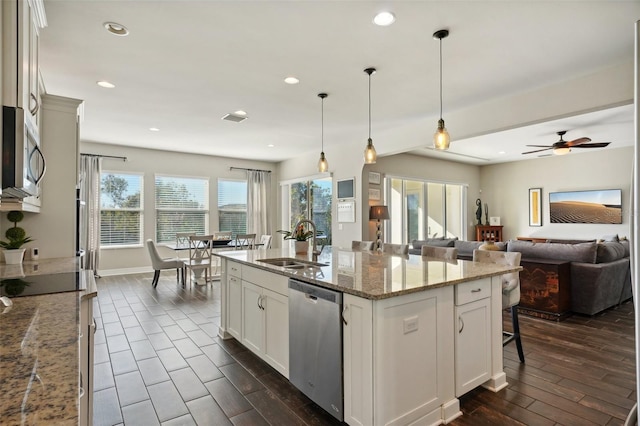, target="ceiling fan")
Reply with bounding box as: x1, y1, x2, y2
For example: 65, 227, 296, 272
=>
522, 131, 611, 155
